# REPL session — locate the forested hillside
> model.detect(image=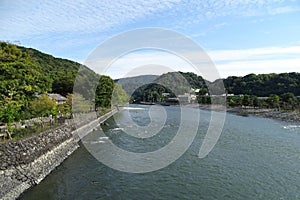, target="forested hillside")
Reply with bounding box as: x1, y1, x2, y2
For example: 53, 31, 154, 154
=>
130, 71, 300, 98
19, 46, 96, 96
116, 75, 158, 95
129, 71, 300, 109
223, 73, 300, 96
0, 42, 127, 137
